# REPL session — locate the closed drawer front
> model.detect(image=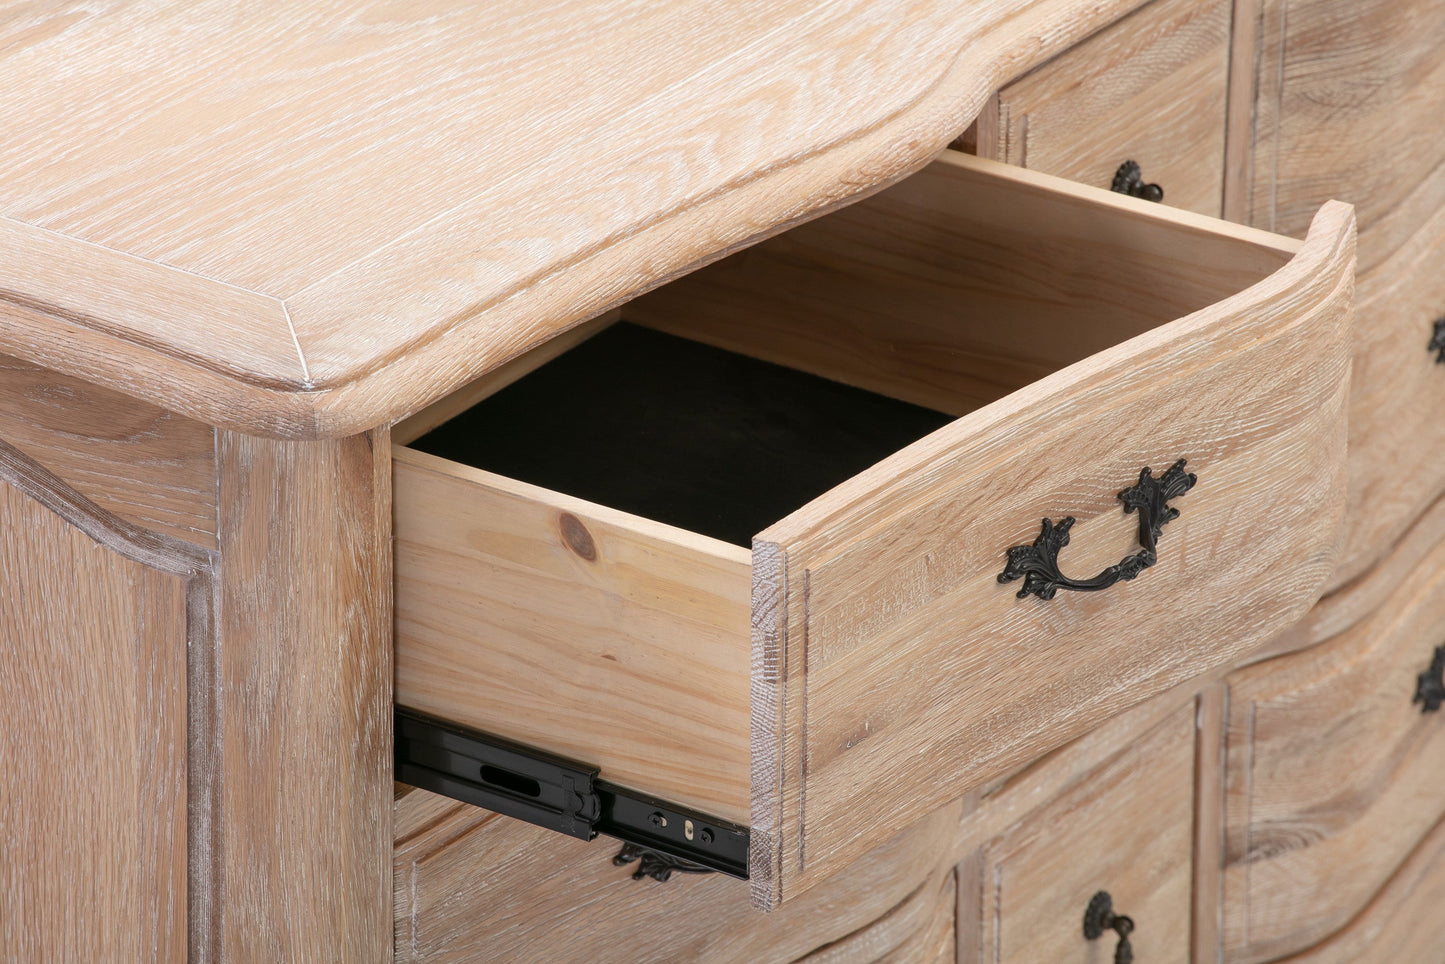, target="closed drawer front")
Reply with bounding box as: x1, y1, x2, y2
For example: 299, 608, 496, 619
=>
1222, 522, 1445, 961
985, 0, 1231, 216
1328, 202, 1445, 588
959, 701, 1196, 963
394, 150, 1355, 908
1269, 820, 1445, 963
1247, 0, 1445, 271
